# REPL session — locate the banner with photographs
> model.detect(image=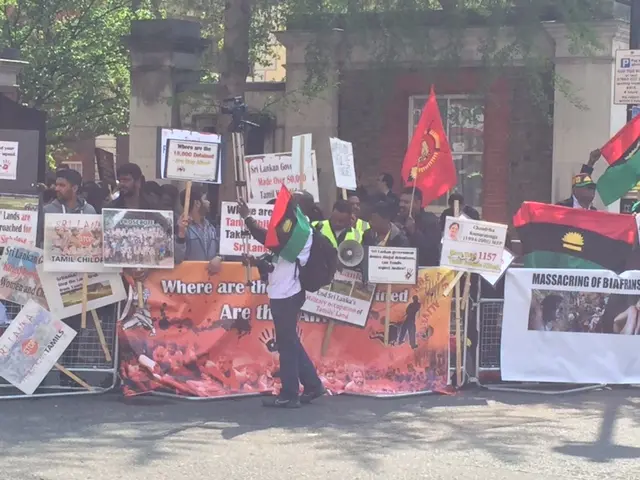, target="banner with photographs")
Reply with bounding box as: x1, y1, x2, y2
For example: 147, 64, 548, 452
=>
43, 214, 106, 273
219, 202, 273, 257
0, 194, 38, 247
118, 263, 453, 398
244, 152, 320, 203
0, 300, 77, 395
37, 267, 126, 320
0, 245, 47, 308
102, 209, 174, 269
502, 268, 640, 385
302, 269, 376, 327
